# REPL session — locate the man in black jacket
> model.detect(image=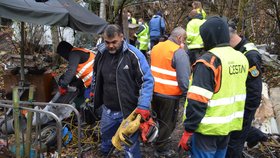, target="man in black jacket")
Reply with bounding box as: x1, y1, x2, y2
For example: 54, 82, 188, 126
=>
92, 24, 154, 158
226, 21, 263, 158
